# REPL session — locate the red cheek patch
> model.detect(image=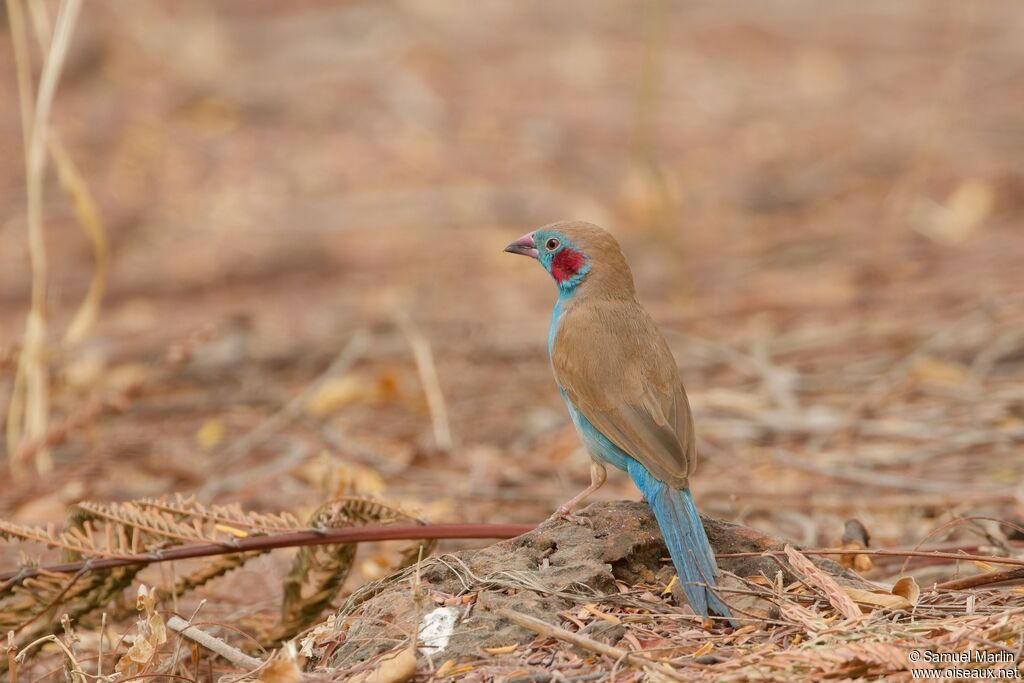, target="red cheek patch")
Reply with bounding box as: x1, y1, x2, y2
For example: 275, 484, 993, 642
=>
551, 248, 586, 283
